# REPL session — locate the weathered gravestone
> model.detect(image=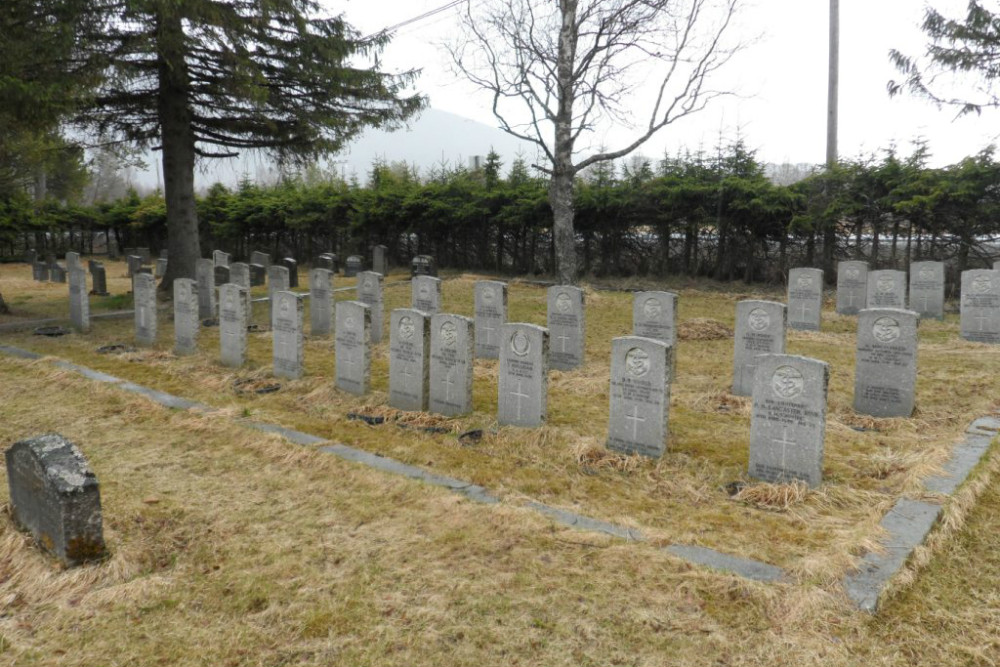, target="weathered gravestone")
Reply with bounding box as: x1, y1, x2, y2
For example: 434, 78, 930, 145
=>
546, 285, 585, 370
344, 255, 363, 277
68, 267, 90, 333
229, 262, 250, 290
32, 262, 49, 282
389, 308, 431, 411
136, 247, 151, 263
250, 250, 271, 268
853, 308, 918, 417
475, 280, 508, 359
89, 264, 108, 296
372, 244, 388, 276
249, 263, 266, 287
126, 255, 142, 278
335, 301, 371, 395
787, 268, 823, 331
748, 354, 829, 487
267, 265, 290, 323
908, 261, 945, 320
213, 250, 230, 267
411, 275, 442, 315
220, 283, 250, 368
497, 323, 548, 427
633, 291, 678, 346
960, 269, 1000, 343
272, 291, 304, 379
315, 253, 338, 272
732, 300, 787, 397
429, 313, 475, 416
356, 271, 384, 343
836, 260, 868, 315
606, 336, 672, 458
155, 257, 168, 279
5, 434, 106, 566
133, 272, 157, 346
411, 254, 437, 277
50, 264, 67, 283
309, 268, 334, 337
196, 258, 216, 320
65, 251, 81, 271
281, 257, 299, 288
867, 270, 907, 308
173, 278, 199, 356
213, 265, 230, 287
